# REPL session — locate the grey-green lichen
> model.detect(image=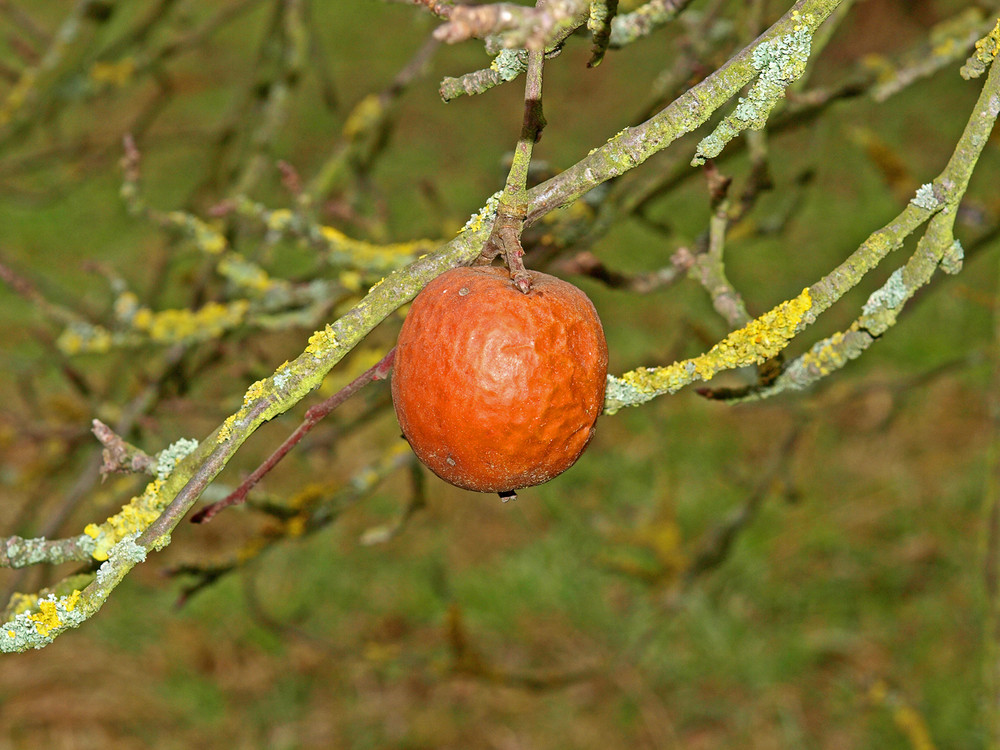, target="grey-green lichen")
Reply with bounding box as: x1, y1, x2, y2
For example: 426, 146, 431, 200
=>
911, 183, 940, 210
604, 374, 658, 414
95, 534, 147, 587
693, 16, 814, 165
861, 268, 907, 318
155, 438, 200, 481
588, 0, 613, 33
0, 530, 153, 652
941, 239, 964, 274
1, 534, 96, 569
490, 49, 528, 82
608, 0, 690, 48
